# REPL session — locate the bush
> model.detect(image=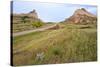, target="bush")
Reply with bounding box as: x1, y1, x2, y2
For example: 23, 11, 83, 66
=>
52, 47, 63, 56
21, 16, 29, 23
32, 21, 44, 28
